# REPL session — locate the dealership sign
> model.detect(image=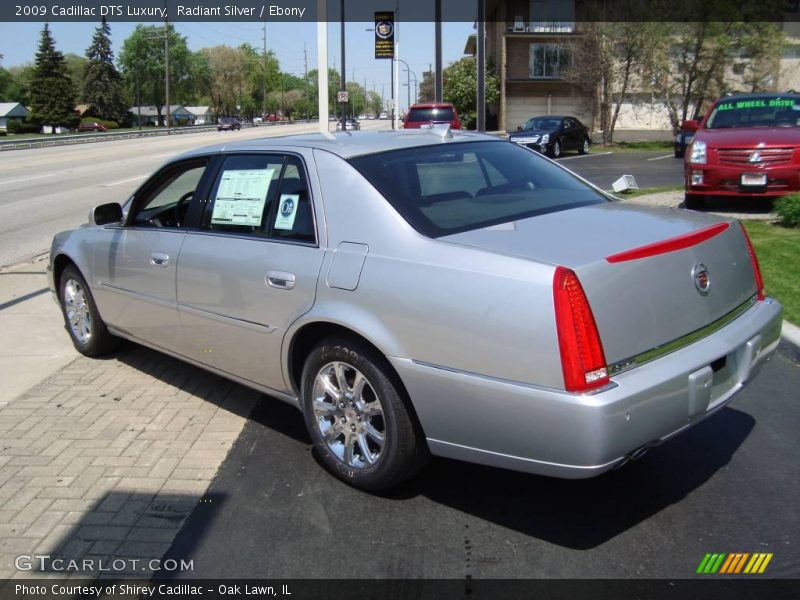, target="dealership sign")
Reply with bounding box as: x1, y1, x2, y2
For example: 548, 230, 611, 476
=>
374, 12, 395, 59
